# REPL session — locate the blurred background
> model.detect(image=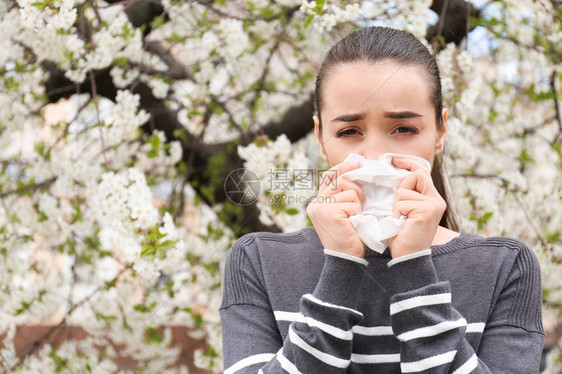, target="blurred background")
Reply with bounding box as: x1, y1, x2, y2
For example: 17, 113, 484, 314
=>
0, 0, 560, 372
